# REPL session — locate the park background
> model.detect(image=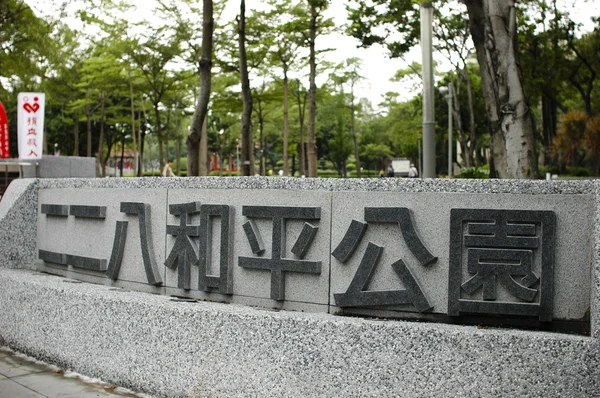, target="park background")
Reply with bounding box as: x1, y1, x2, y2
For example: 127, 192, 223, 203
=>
1, 0, 599, 179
